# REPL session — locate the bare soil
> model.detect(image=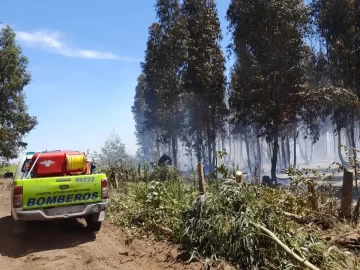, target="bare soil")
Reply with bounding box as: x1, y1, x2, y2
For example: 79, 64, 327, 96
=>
0, 179, 213, 270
